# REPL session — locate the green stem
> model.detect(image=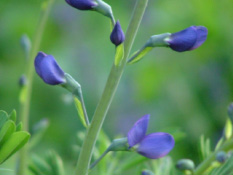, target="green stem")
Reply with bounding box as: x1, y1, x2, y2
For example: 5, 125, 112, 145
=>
194, 139, 233, 175
74, 0, 148, 175
17, 0, 54, 174
90, 150, 110, 169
